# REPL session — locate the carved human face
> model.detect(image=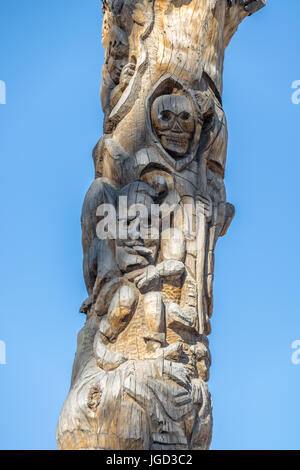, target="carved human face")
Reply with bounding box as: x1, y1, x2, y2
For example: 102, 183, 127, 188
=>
107, 42, 129, 84
151, 94, 195, 158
